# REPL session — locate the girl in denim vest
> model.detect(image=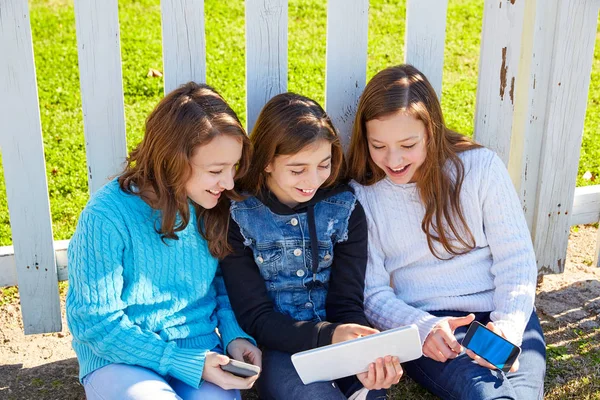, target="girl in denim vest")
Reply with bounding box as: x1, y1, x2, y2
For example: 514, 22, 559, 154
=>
347, 64, 546, 399
220, 93, 403, 400
66, 83, 261, 400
